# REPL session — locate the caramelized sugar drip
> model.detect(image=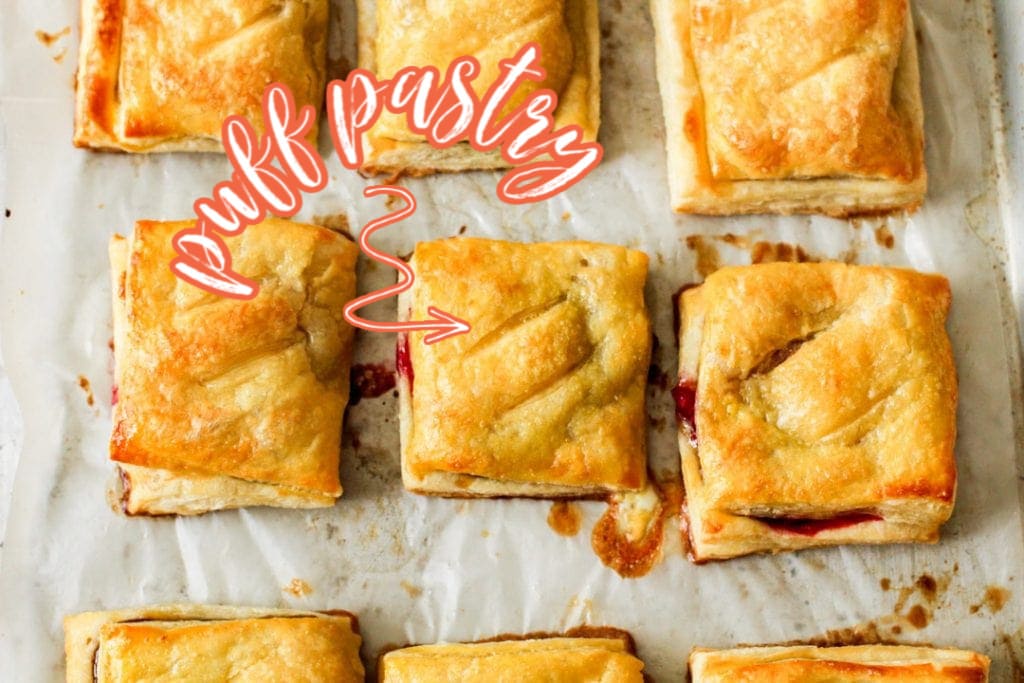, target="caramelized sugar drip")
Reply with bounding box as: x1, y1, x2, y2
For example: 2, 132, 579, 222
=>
591, 471, 686, 578
547, 501, 583, 537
